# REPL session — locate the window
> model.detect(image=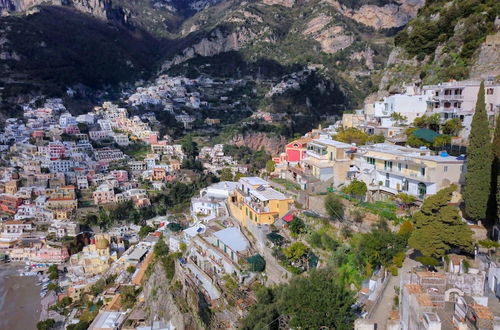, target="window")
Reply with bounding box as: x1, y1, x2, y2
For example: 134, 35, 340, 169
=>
418, 183, 427, 198
367, 157, 375, 165
421, 167, 426, 176
487, 88, 494, 95
384, 161, 393, 170
330, 152, 333, 161
398, 163, 402, 171
444, 166, 448, 172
